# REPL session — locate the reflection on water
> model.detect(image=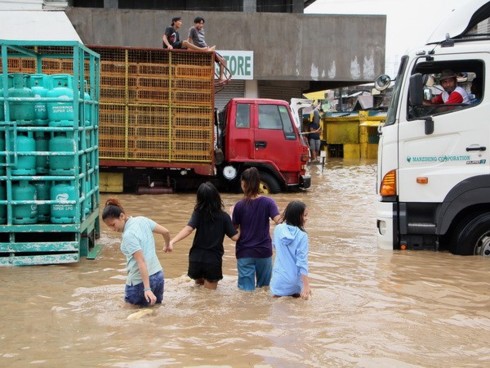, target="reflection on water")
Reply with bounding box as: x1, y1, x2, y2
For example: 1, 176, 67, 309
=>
1, 159, 489, 367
